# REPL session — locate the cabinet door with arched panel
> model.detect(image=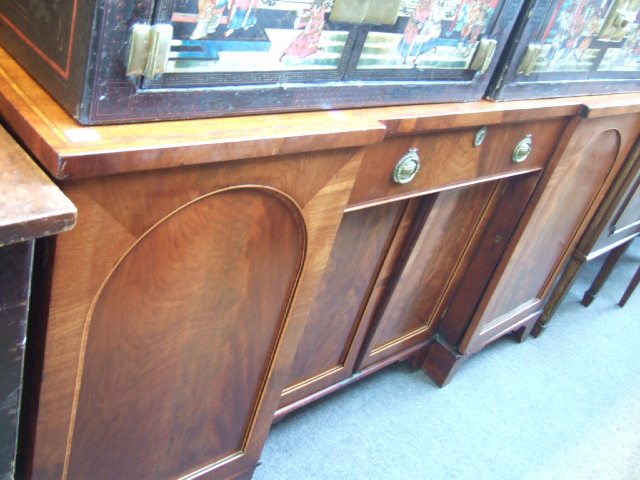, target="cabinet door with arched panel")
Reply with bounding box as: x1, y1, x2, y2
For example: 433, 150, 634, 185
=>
424, 111, 640, 386
28, 147, 364, 480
